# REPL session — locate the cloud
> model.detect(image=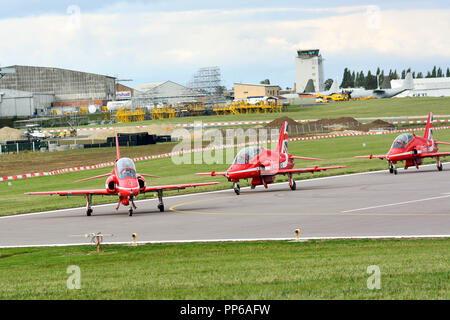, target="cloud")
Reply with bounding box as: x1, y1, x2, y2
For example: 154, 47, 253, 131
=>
0, 4, 448, 86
